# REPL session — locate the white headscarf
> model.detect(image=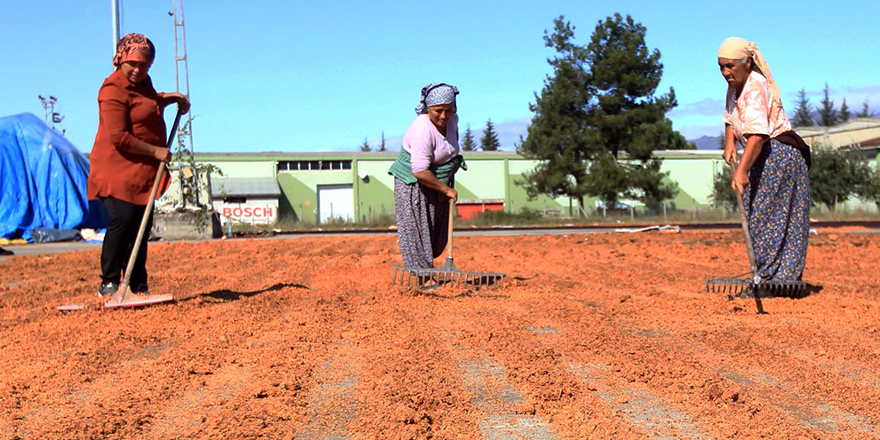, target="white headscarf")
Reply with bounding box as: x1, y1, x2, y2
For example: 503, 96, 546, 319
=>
718, 37, 782, 112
